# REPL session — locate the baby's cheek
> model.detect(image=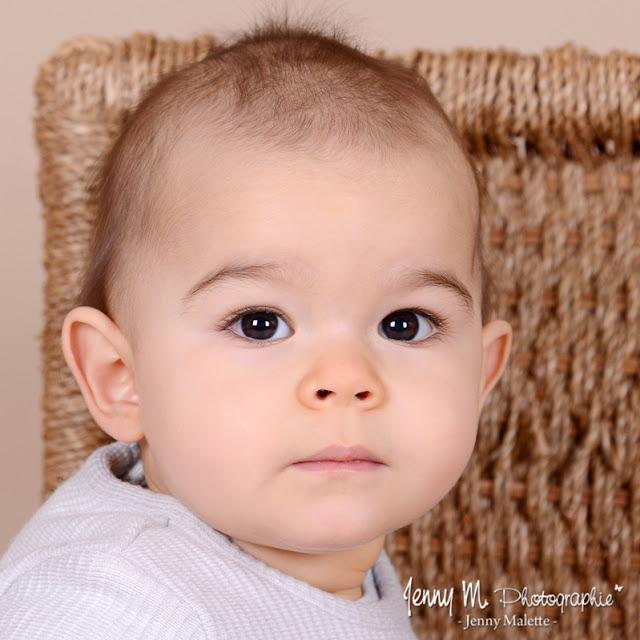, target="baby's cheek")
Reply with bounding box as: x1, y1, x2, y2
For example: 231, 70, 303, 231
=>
401, 387, 478, 487
378, 403, 477, 530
